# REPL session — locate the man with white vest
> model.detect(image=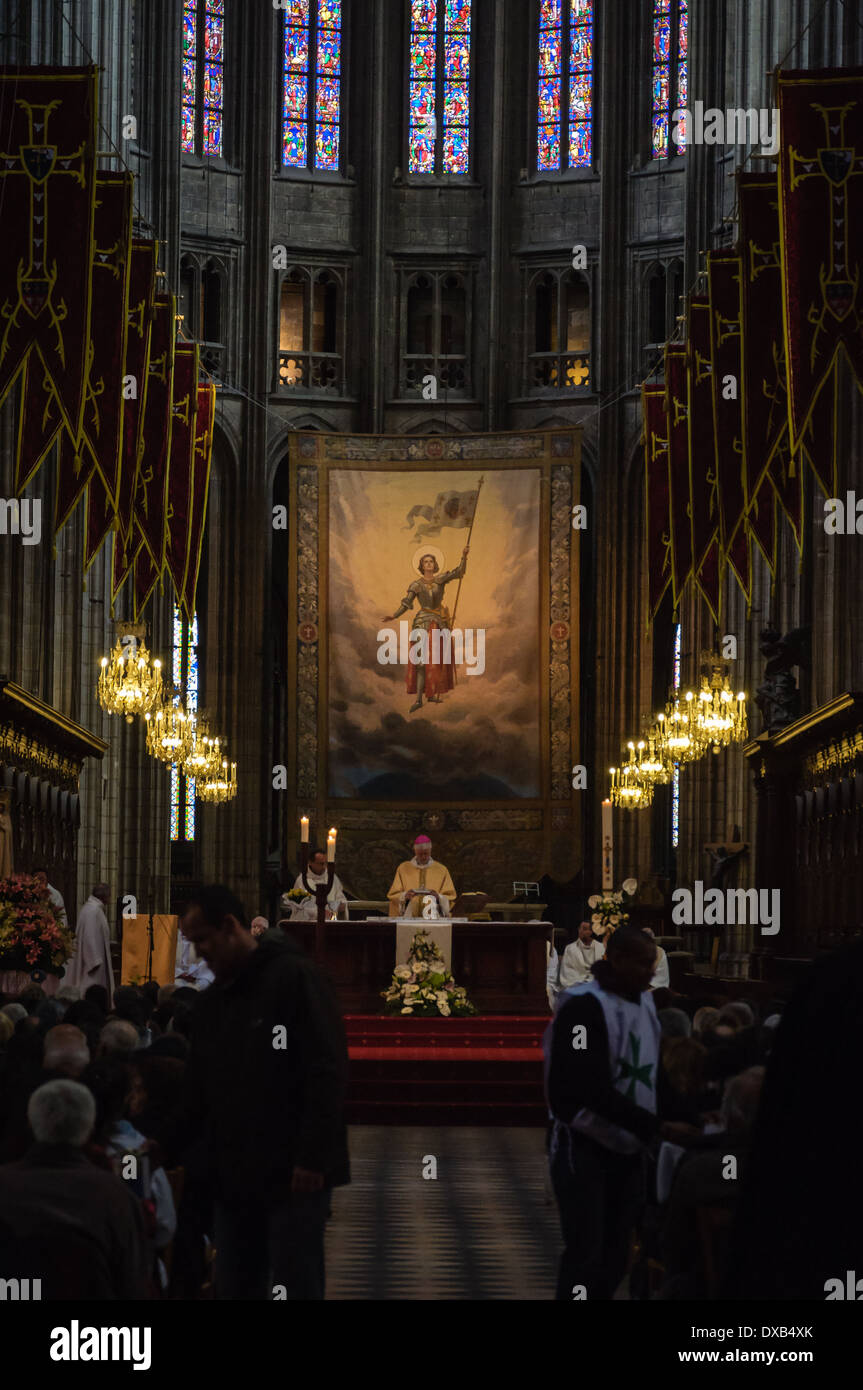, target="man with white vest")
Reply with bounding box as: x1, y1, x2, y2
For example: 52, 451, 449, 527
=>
545, 925, 697, 1300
